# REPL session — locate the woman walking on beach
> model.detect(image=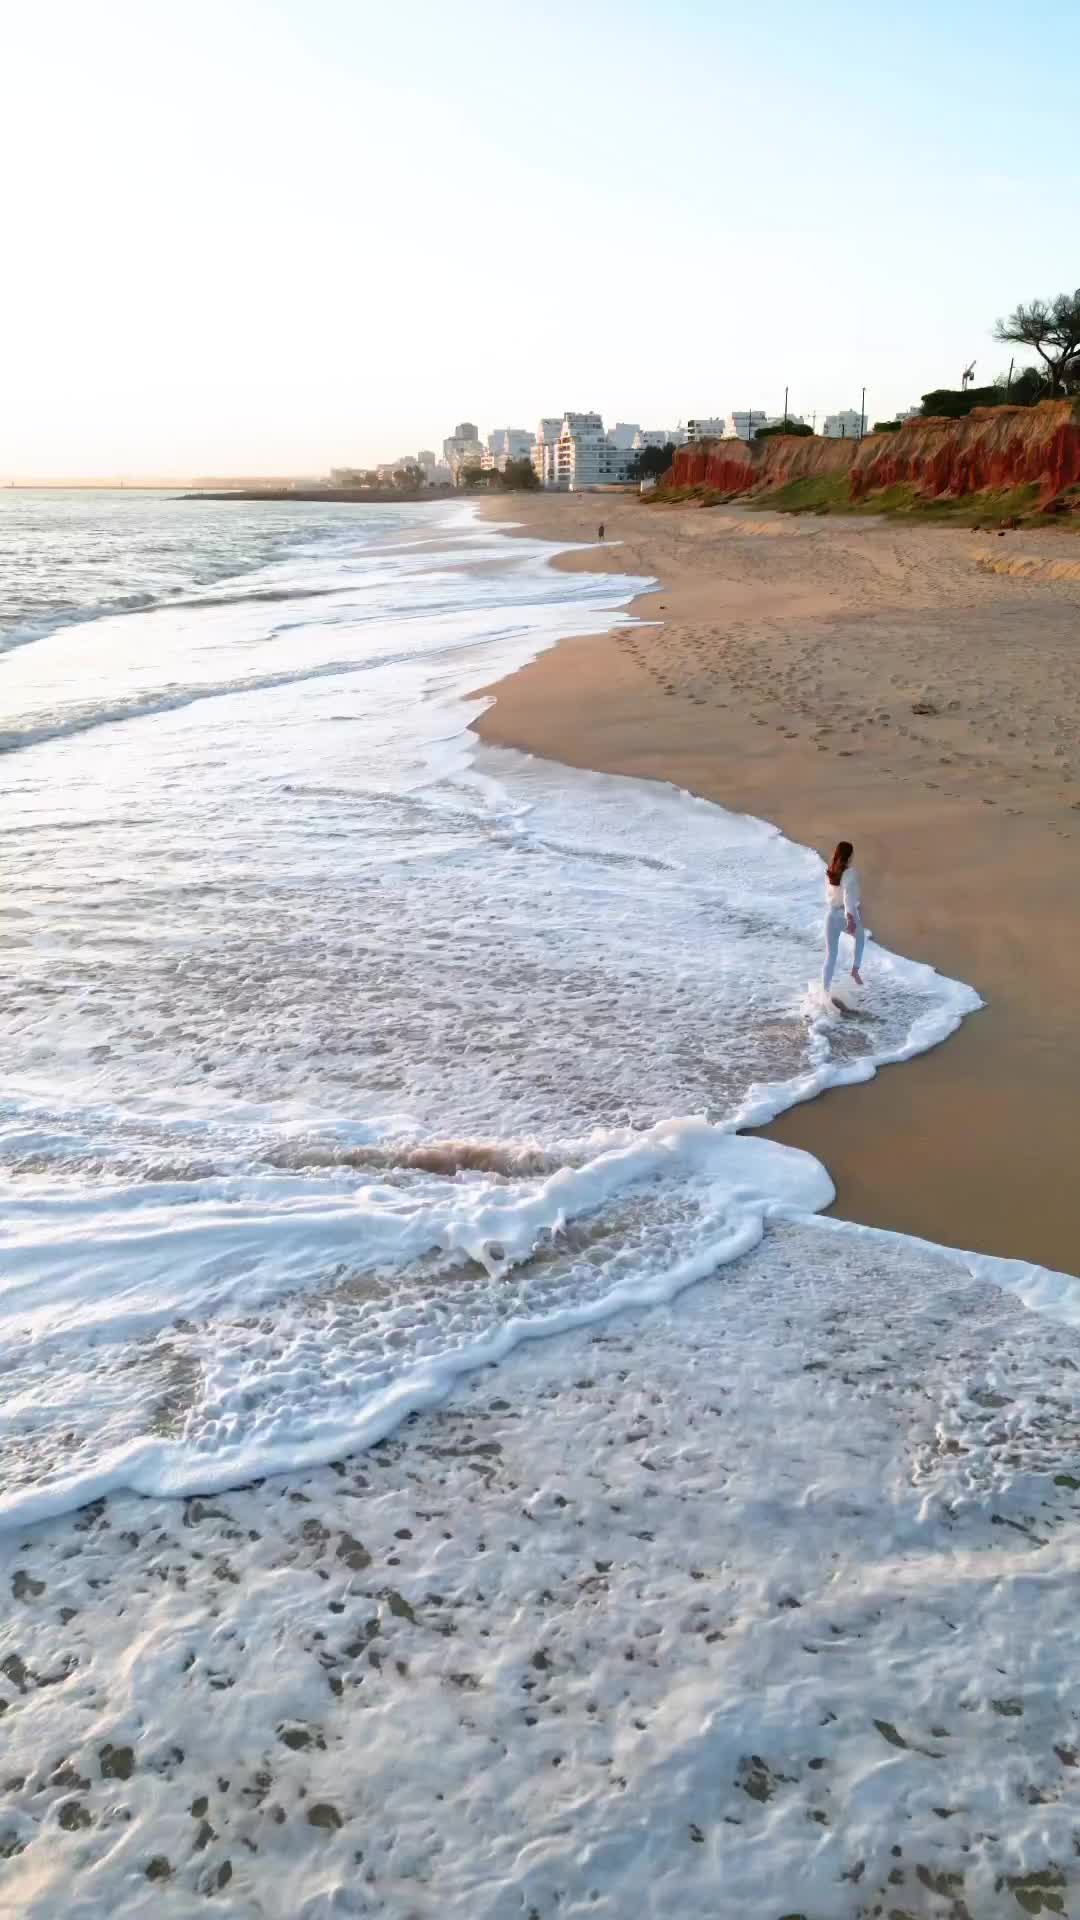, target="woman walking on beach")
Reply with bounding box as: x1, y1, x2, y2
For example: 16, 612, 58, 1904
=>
822, 840, 865, 1000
